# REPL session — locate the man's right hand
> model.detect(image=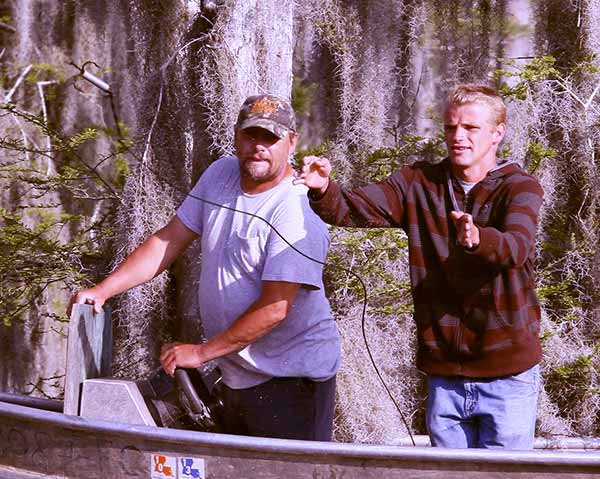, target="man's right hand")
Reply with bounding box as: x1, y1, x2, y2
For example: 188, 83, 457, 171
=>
67, 287, 107, 316
293, 155, 332, 195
